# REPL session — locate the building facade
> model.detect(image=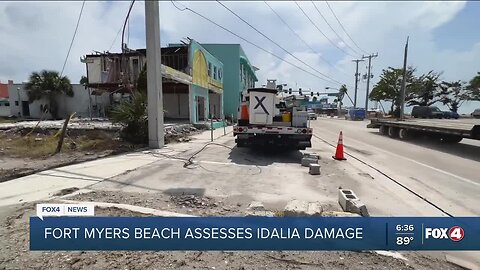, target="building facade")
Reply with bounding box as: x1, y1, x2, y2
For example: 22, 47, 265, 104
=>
202, 44, 258, 120
82, 39, 223, 124
0, 80, 12, 117
7, 83, 110, 119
